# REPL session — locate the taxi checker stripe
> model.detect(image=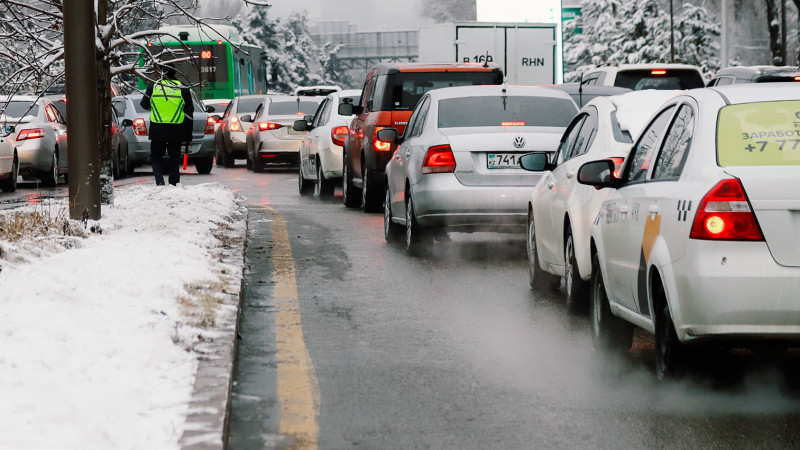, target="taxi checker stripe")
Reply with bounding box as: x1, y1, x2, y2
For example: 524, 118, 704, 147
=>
677, 200, 693, 222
